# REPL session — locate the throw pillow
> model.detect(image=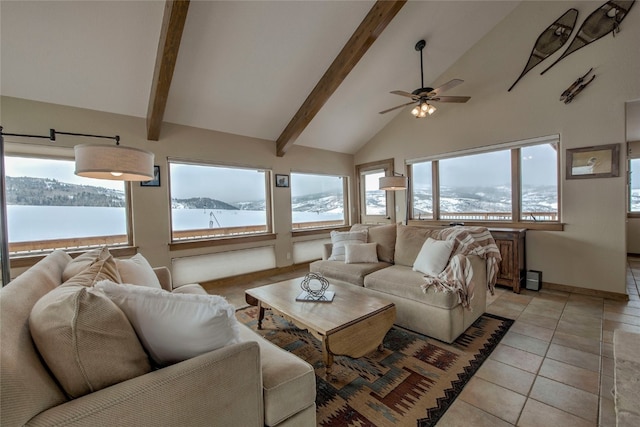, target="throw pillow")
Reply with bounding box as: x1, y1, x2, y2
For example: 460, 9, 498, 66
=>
63, 254, 122, 287
29, 284, 151, 399
412, 237, 454, 276
94, 281, 241, 367
344, 243, 379, 264
115, 253, 162, 289
61, 246, 111, 282
328, 230, 367, 261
